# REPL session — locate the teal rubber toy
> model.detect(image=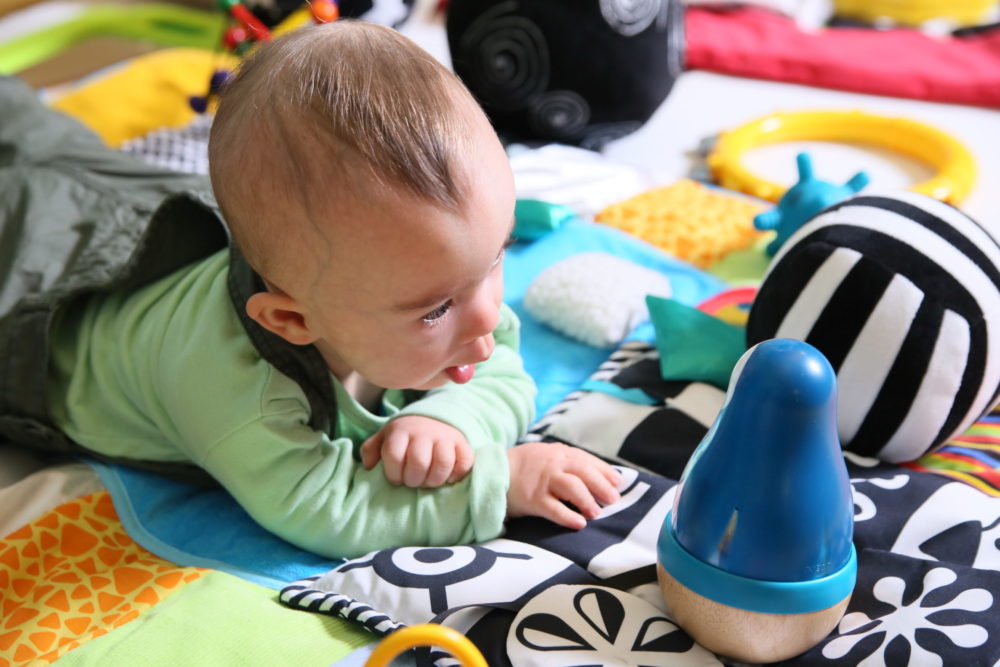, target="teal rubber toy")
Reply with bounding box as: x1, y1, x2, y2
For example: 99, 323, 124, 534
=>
754, 152, 868, 256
